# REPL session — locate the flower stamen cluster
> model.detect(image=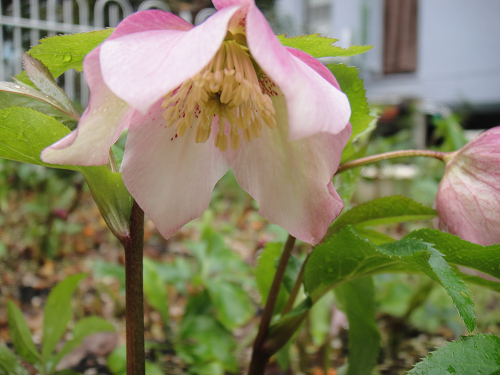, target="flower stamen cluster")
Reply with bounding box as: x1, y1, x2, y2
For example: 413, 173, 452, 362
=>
161, 33, 276, 151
